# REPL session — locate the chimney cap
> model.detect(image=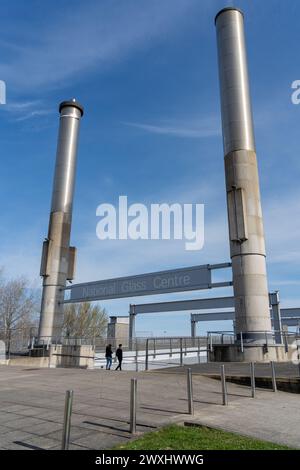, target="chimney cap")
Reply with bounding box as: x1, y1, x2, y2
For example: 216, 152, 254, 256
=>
215, 7, 244, 25
59, 99, 84, 116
